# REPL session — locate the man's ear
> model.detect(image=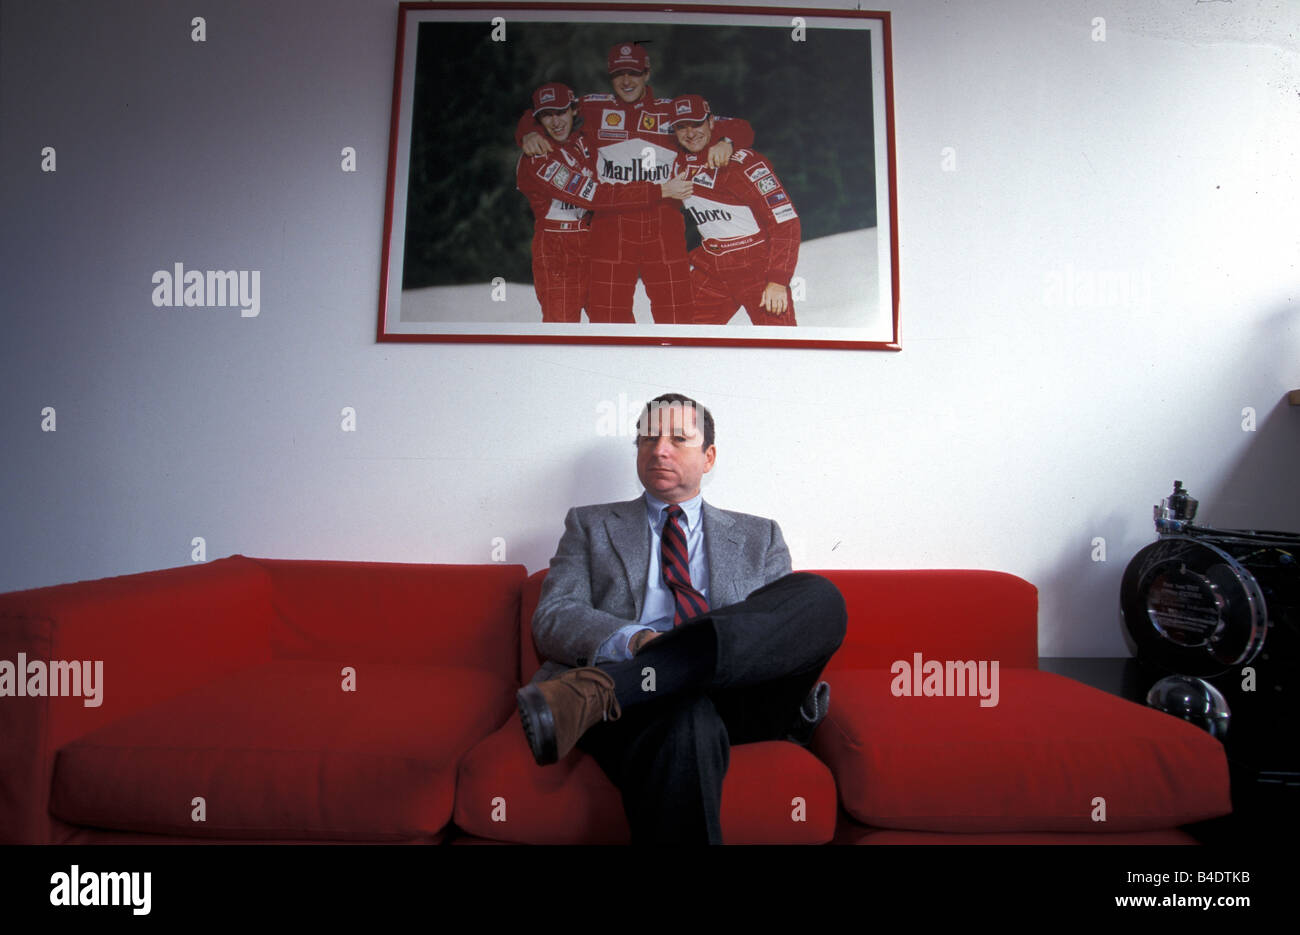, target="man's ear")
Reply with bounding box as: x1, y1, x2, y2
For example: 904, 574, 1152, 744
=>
703, 445, 717, 472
